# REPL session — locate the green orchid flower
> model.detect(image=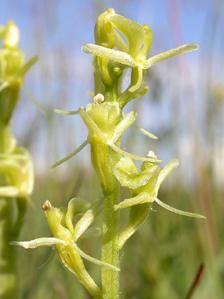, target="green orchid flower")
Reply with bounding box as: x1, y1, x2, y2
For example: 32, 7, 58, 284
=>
83, 8, 198, 107
13, 198, 119, 298
52, 94, 160, 171
113, 156, 205, 249
20, 9, 204, 299
0, 21, 37, 126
